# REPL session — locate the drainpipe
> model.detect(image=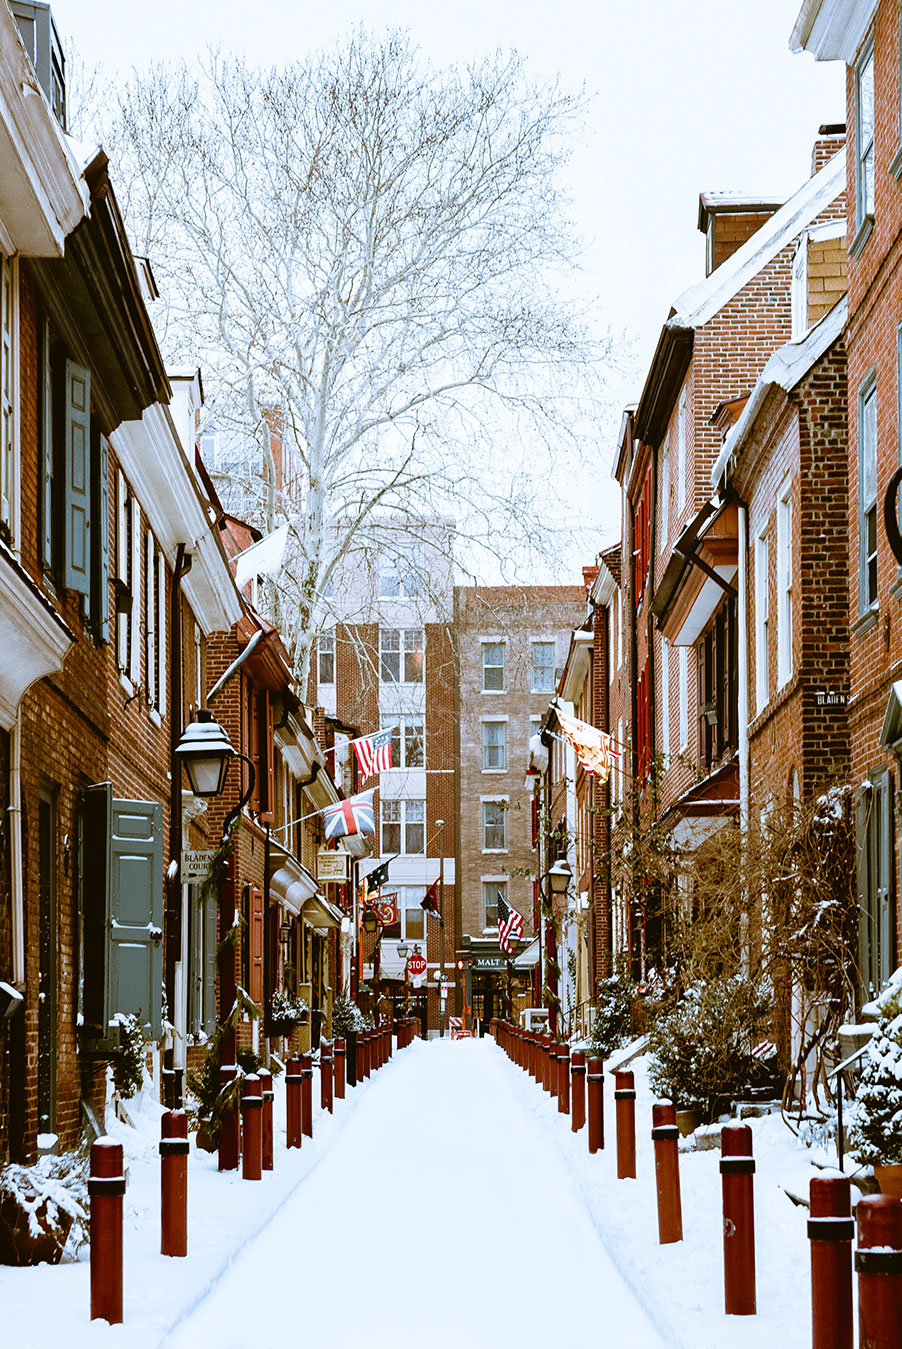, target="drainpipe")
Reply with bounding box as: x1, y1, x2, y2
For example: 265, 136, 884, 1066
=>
165, 544, 192, 1108
737, 502, 749, 832
10, 713, 24, 985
